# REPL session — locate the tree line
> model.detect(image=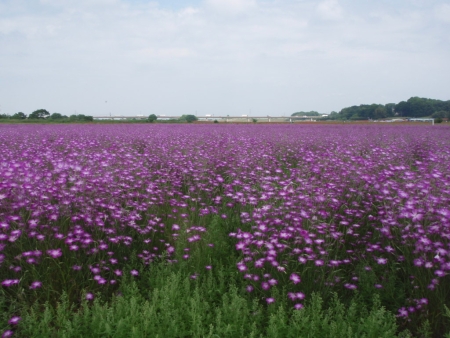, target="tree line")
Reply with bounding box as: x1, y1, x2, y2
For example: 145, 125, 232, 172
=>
0, 109, 94, 121
322, 97, 450, 121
